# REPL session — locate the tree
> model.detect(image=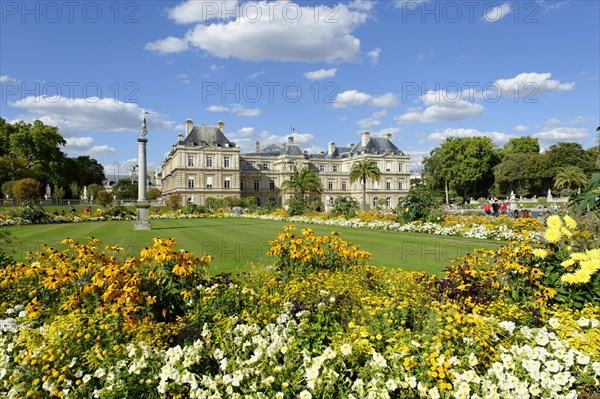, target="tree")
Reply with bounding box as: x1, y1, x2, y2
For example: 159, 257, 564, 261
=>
69, 182, 80, 199
1, 181, 15, 199
147, 187, 161, 200
501, 136, 540, 157
96, 189, 114, 207
87, 184, 104, 200
554, 165, 588, 191
349, 158, 381, 210
332, 196, 360, 218
112, 179, 137, 200
166, 194, 182, 210
494, 153, 549, 197
13, 178, 42, 204
397, 185, 439, 222
51, 185, 65, 200
543, 142, 594, 176
423, 137, 499, 201
280, 167, 323, 199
